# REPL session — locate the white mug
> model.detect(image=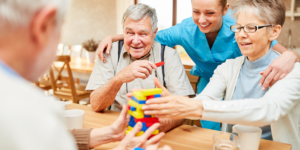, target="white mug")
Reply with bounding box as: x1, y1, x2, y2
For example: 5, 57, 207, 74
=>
232, 125, 262, 150
62, 109, 85, 130
54, 100, 67, 112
